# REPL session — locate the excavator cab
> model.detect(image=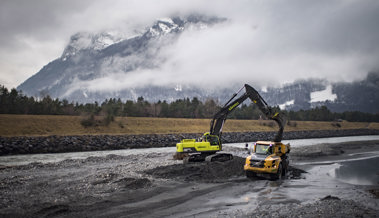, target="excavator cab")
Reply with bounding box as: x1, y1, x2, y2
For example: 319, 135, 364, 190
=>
176, 132, 220, 154
202, 132, 220, 146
